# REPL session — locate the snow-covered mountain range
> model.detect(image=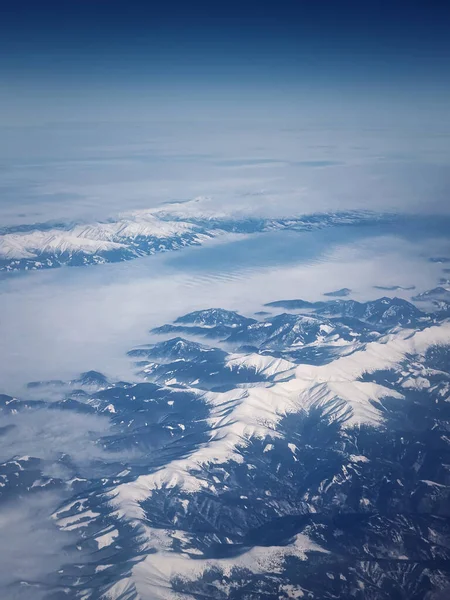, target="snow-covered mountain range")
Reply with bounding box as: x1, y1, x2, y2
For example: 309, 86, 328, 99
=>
0, 207, 390, 272
2, 291, 450, 599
